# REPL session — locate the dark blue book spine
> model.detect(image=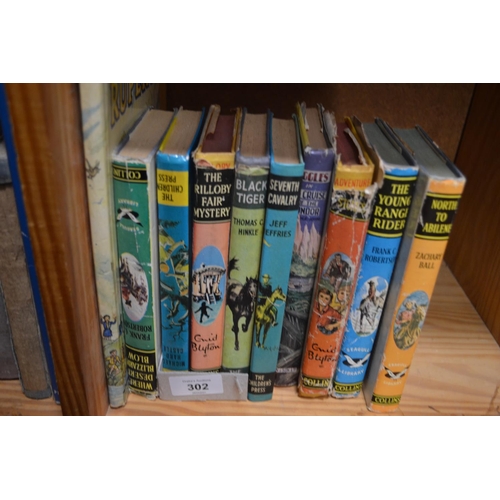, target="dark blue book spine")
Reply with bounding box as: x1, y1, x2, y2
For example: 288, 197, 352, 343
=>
0, 84, 59, 402
276, 148, 335, 386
